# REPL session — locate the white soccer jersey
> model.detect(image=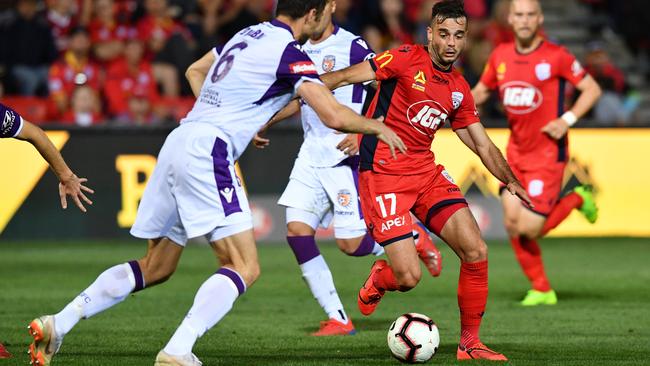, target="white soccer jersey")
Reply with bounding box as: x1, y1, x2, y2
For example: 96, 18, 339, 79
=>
297, 25, 375, 167
180, 20, 322, 160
